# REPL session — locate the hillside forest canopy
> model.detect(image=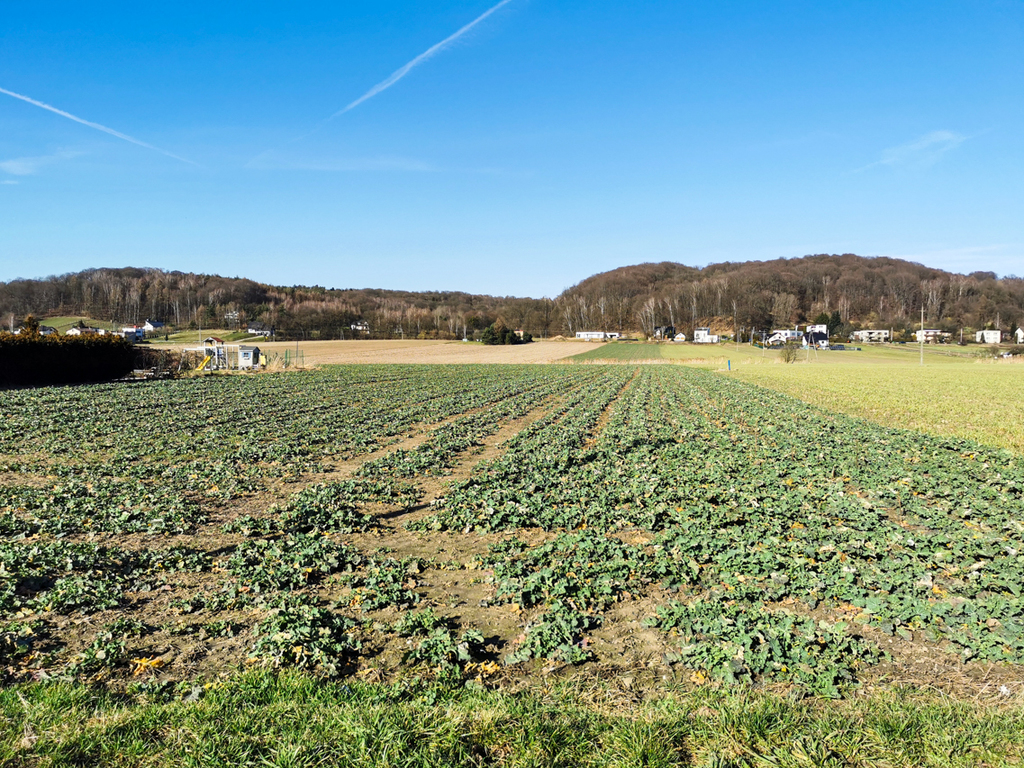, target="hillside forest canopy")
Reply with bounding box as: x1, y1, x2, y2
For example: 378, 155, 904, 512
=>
1, 255, 1022, 341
